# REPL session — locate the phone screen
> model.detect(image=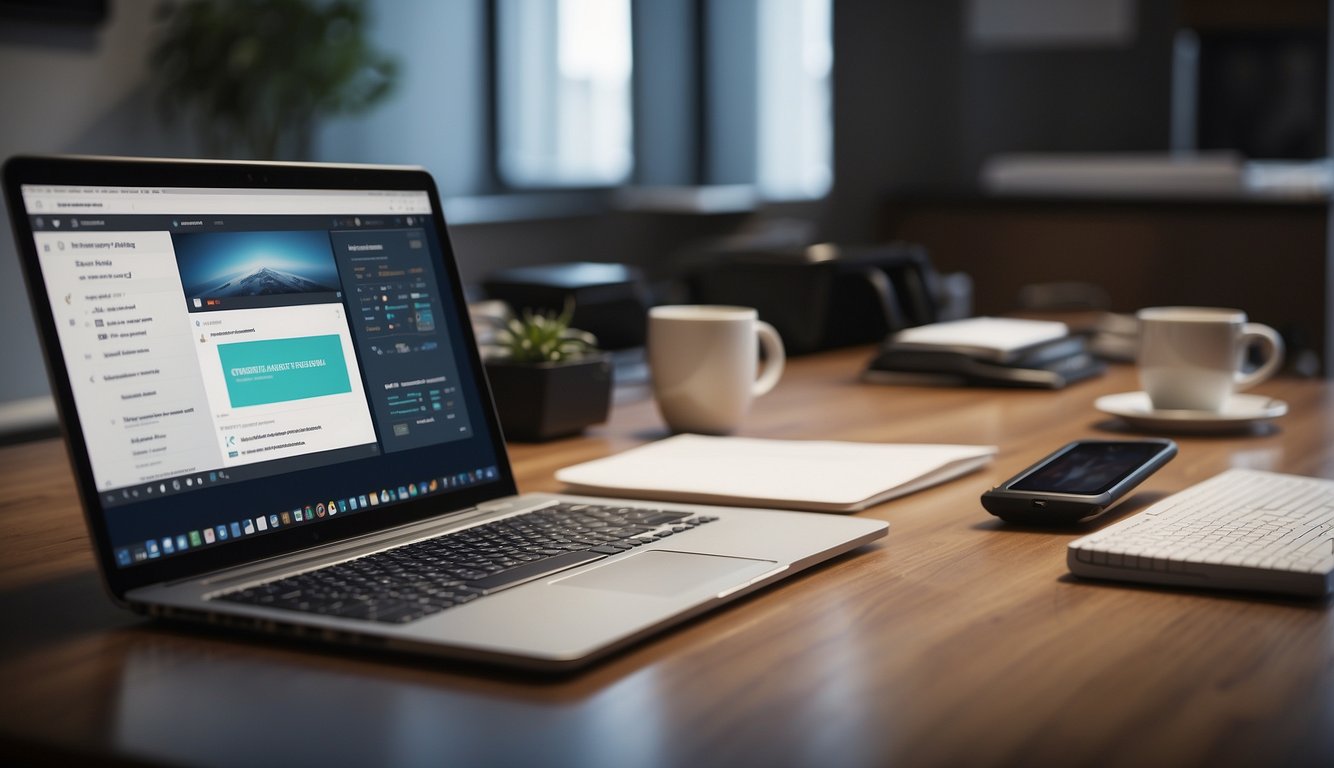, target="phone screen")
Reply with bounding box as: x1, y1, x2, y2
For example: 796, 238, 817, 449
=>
1010, 442, 1166, 496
